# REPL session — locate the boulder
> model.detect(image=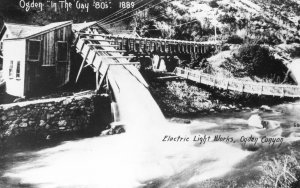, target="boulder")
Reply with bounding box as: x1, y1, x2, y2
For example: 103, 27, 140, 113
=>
260, 105, 272, 112
170, 118, 191, 124
262, 120, 281, 129
220, 106, 230, 111
248, 114, 263, 128
39, 120, 47, 127
19, 122, 28, 128
210, 109, 216, 113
